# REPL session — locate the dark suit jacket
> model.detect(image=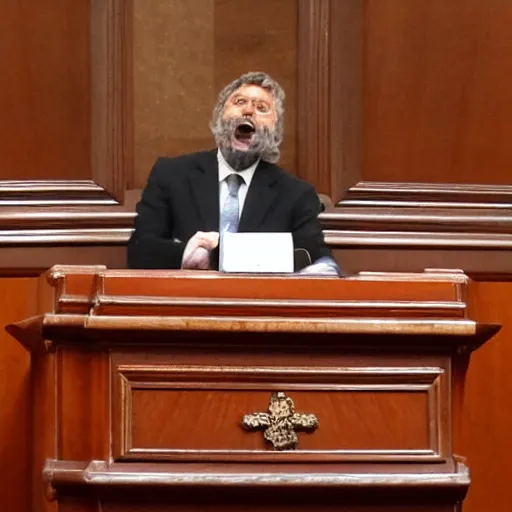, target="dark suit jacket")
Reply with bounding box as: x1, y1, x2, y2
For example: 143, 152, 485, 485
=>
127, 150, 331, 269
